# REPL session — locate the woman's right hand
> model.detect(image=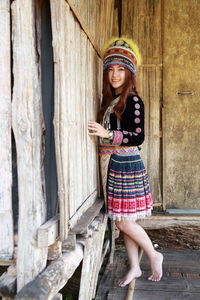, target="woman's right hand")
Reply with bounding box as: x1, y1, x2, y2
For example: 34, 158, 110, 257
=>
88, 121, 110, 138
